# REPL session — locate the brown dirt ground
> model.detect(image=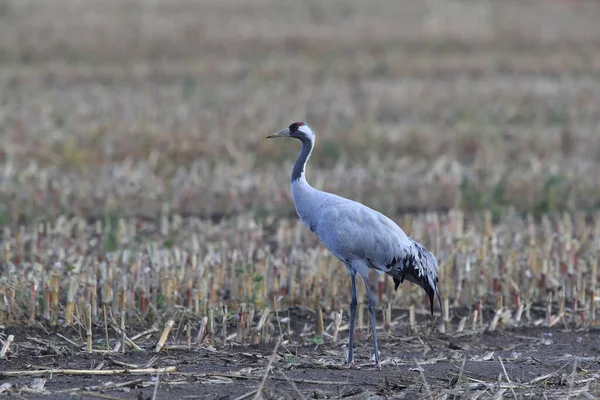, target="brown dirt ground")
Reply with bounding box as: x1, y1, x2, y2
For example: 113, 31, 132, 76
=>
2, 311, 599, 400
